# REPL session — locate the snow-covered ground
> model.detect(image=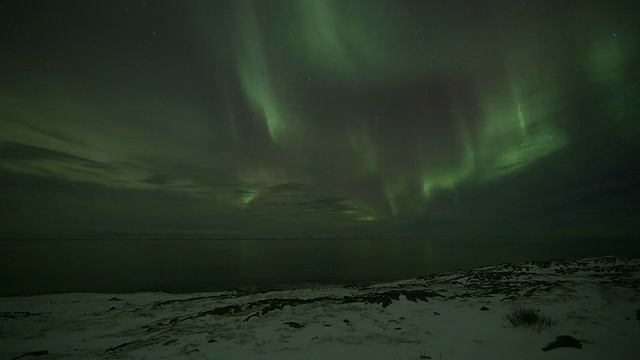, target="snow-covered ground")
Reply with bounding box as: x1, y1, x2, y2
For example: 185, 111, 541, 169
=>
1, 256, 639, 359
